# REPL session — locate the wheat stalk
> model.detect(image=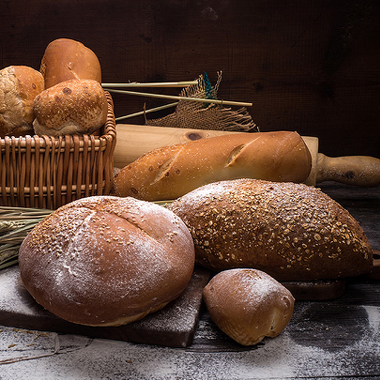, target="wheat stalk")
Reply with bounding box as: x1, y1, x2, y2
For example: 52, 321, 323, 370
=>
103, 88, 253, 107
115, 102, 179, 122
0, 206, 52, 269
102, 80, 199, 88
